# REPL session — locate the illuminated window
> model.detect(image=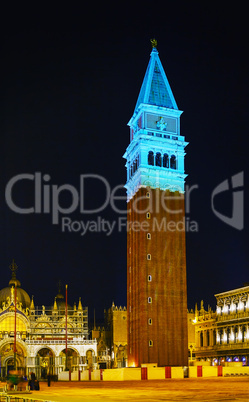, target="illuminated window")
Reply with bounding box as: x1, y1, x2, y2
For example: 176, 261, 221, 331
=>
147, 254, 151, 260
149, 340, 153, 347
148, 297, 152, 303
148, 275, 152, 282
147, 233, 151, 240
